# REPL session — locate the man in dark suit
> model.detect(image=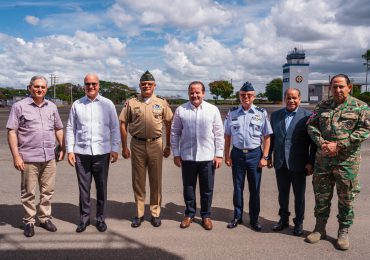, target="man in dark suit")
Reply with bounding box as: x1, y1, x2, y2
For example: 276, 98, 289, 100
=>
268, 88, 316, 236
